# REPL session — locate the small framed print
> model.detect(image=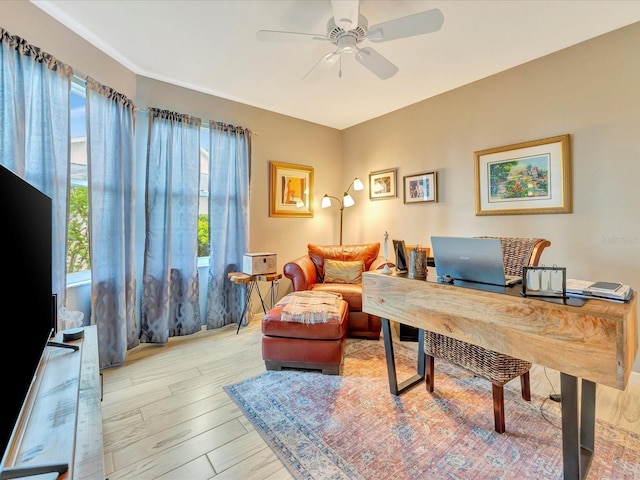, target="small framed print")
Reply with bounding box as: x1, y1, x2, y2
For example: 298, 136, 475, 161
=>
369, 168, 397, 200
403, 171, 437, 204
269, 161, 314, 217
